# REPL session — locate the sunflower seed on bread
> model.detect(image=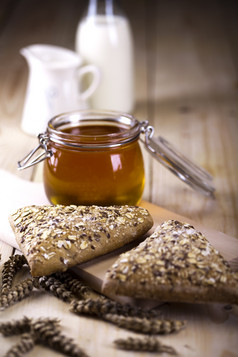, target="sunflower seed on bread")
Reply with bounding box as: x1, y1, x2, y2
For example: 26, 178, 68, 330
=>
102, 220, 238, 305
9, 205, 153, 277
